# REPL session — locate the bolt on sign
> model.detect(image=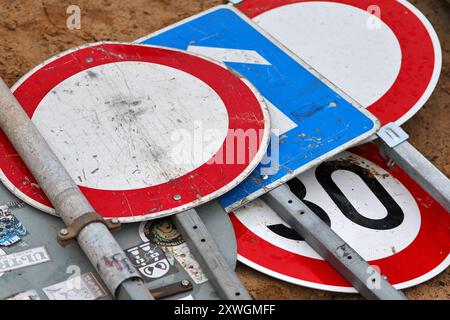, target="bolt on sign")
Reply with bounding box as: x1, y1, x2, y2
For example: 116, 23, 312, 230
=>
0, 43, 270, 222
